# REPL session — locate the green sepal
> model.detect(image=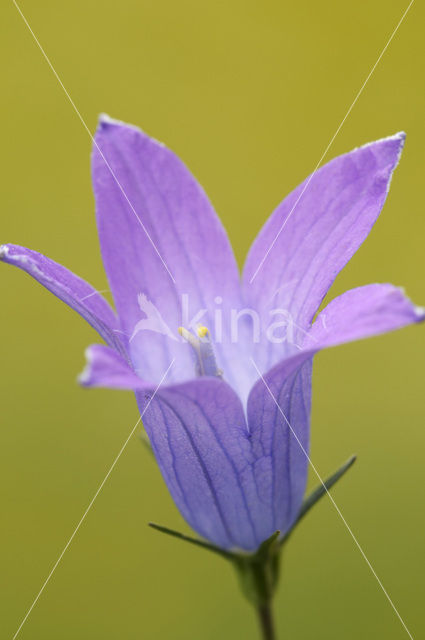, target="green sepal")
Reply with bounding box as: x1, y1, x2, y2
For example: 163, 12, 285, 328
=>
148, 522, 234, 561
282, 454, 356, 544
